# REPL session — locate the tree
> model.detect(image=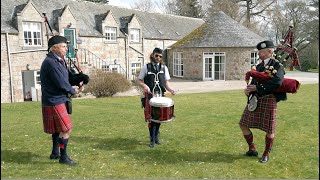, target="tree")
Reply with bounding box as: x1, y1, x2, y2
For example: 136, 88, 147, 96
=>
207, 0, 240, 21
83, 0, 109, 4
176, 0, 204, 18
156, 0, 179, 15
131, 0, 155, 12
238, 0, 276, 27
